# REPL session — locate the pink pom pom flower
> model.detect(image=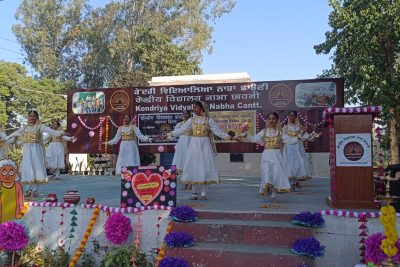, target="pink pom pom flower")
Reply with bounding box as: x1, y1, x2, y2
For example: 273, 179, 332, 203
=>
0, 221, 29, 251
104, 213, 132, 245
